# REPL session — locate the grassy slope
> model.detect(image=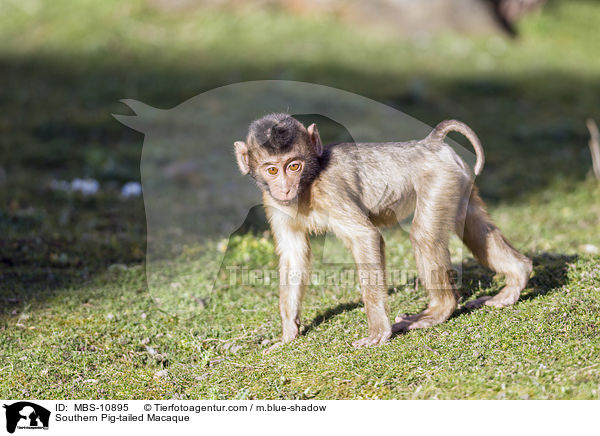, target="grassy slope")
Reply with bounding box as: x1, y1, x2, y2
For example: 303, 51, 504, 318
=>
1, 0, 599, 399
